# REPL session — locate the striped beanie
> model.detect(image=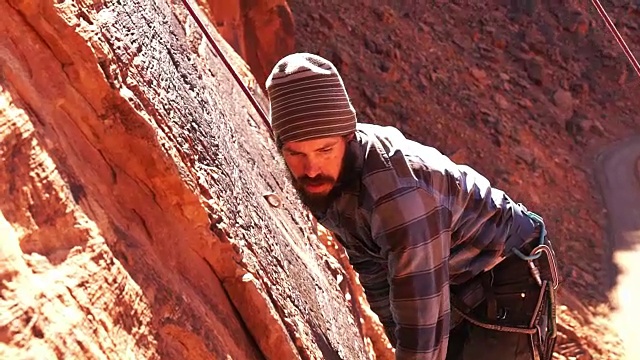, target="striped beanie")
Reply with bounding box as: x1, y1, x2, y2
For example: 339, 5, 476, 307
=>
265, 53, 357, 144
